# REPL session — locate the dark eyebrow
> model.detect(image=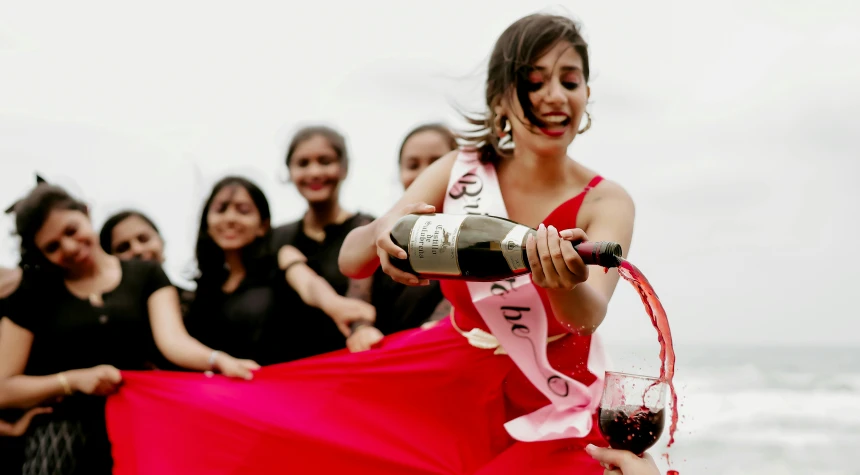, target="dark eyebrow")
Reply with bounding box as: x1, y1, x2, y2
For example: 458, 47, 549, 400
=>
534, 65, 581, 73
